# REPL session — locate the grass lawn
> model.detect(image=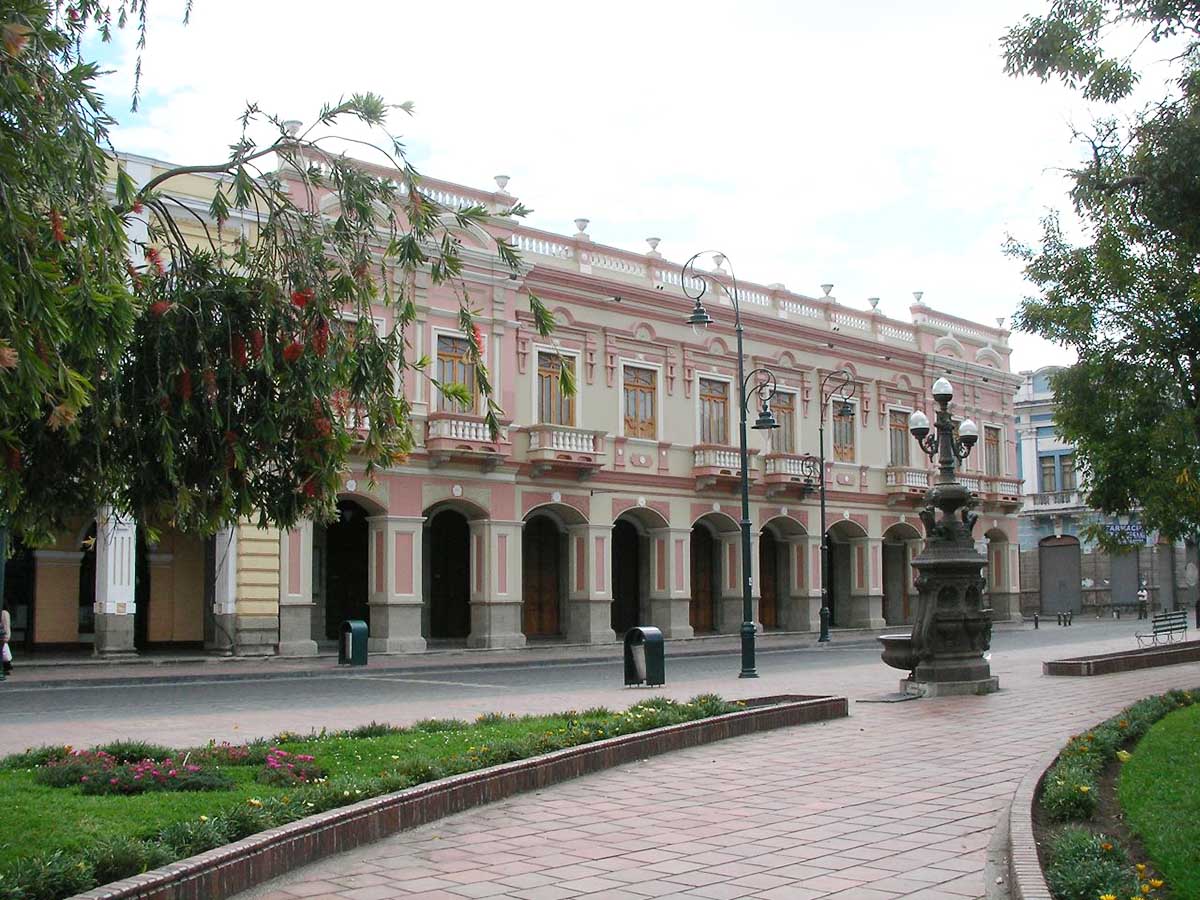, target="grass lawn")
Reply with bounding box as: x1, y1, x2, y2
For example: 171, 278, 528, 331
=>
0, 695, 737, 900
1119, 702, 1200, 900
